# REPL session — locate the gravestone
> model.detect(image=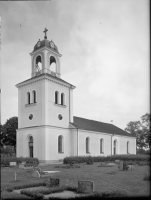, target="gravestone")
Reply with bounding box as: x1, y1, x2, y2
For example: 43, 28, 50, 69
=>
48, 177, 60, 187
10, 162, 16, 166
100, 162, 106, 167
32, 170, 40, 178
19, 162, 25, 169
78, 180, 94, 193
118, 161, 123, 171
128, 165, 134, 171
115, 160, 120, 164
